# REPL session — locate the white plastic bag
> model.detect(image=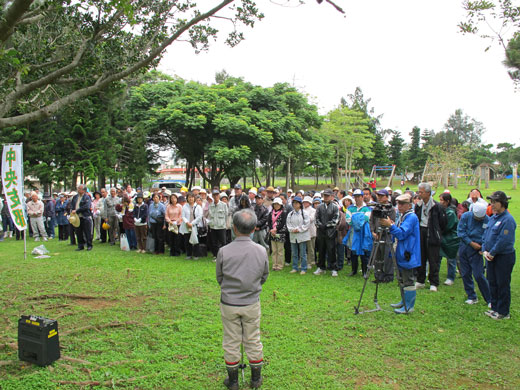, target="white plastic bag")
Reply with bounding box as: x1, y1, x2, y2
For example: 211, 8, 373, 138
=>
32, 245, 50, 256
120, 233, 130, 251
189, 225, 199, 245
